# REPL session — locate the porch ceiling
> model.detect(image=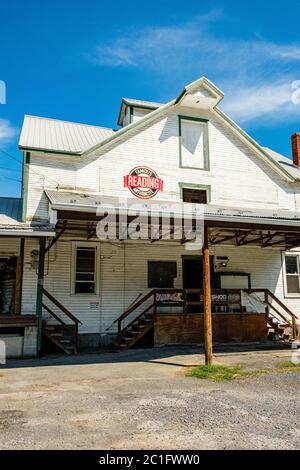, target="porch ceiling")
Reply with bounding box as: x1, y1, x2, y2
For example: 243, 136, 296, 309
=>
45, 191, 300, 249
52, 217, 300, 250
